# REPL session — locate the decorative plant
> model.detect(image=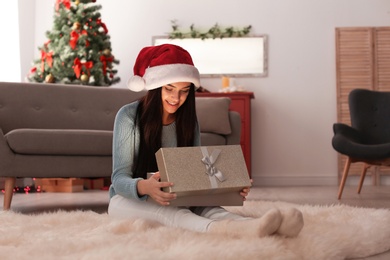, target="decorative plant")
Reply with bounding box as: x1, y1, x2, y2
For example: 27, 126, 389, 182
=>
28, 0, 120, 86
168, 20, 252, 40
